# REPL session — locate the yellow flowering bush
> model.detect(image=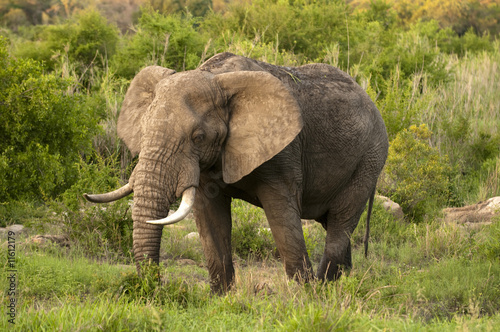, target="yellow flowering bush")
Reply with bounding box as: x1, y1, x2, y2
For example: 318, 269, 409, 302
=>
383, 124, 451, 221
